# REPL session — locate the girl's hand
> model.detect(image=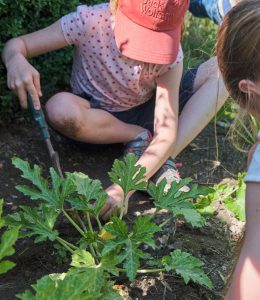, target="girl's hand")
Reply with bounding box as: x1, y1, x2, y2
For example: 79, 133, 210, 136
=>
6, 54, 42, 110
100, 184, 128, 221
